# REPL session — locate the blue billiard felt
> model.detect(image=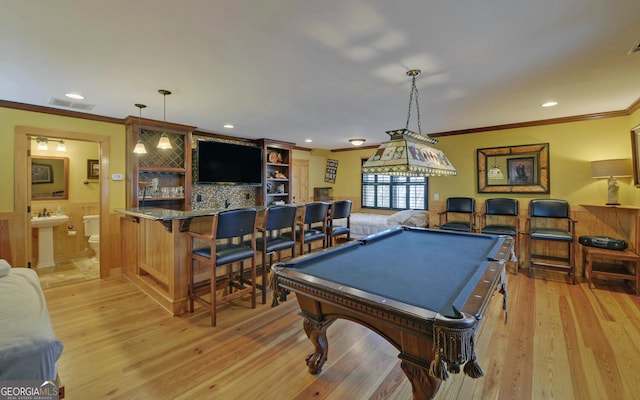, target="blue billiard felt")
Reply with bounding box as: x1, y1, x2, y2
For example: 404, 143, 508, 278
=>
283, 228, 504, 318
